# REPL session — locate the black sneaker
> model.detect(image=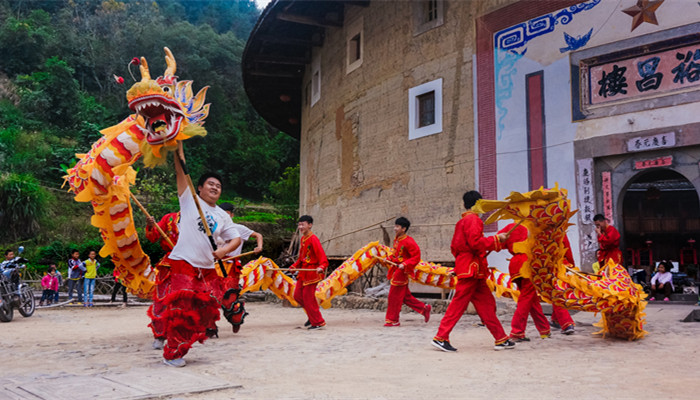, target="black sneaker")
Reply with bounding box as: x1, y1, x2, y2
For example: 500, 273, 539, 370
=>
308, 324, 325, 330
205, 328, 219, 338
550, 319, 561, 330
494, 339, 516, 351
512, 336, 530, 342
304, 320, 311, 327
562, 325, 575, 335
431, 338, 457, 352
